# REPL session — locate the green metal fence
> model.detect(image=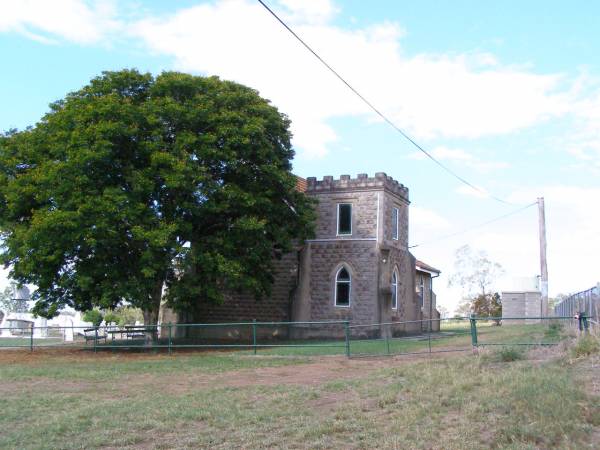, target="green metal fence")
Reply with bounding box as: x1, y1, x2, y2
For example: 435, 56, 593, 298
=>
0, 314, 588, 356
469, 314, 587, 349
347, 318, 473, 357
